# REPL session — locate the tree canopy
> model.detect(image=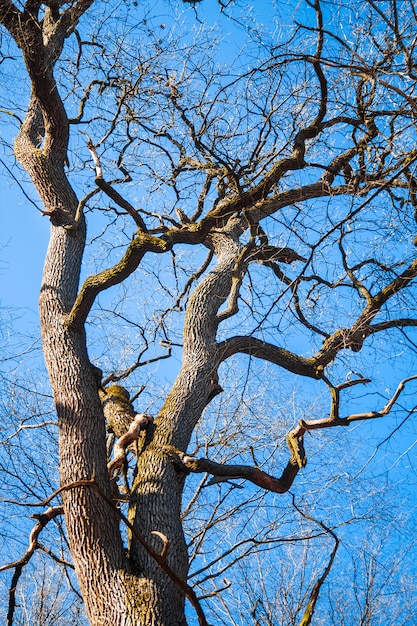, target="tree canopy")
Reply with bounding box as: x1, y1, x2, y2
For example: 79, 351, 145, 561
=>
0, 1, 417, 624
